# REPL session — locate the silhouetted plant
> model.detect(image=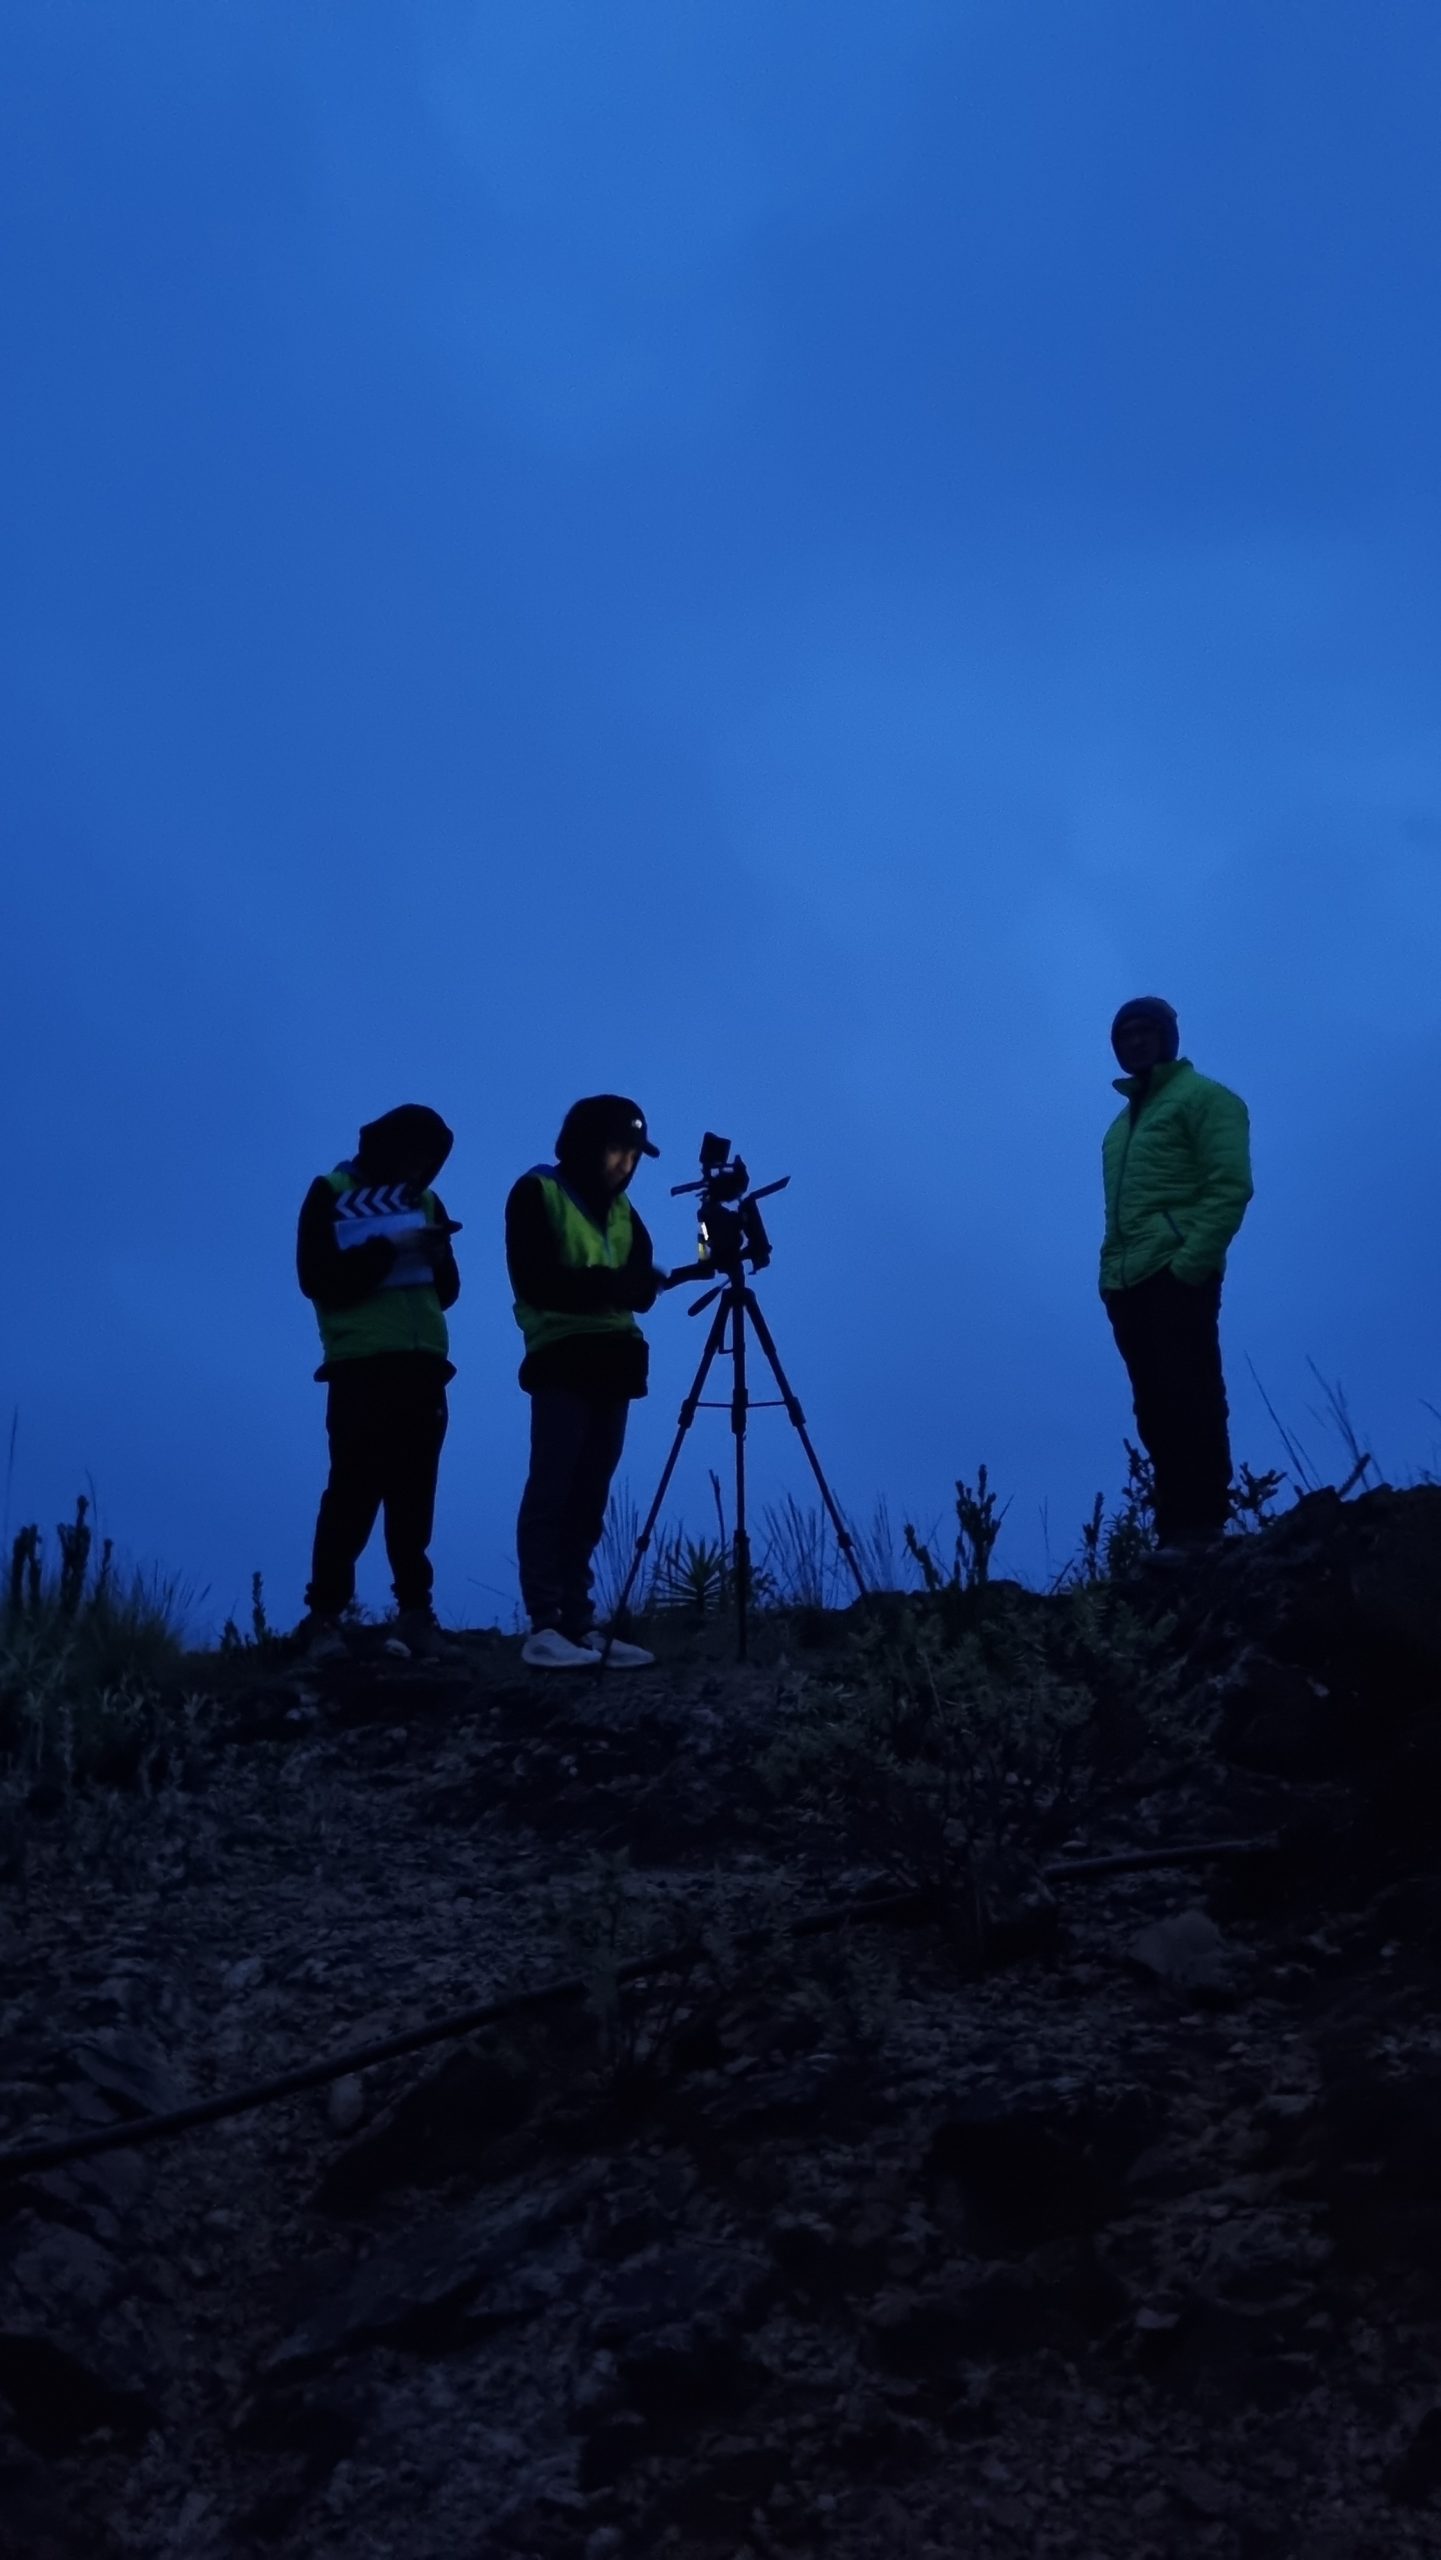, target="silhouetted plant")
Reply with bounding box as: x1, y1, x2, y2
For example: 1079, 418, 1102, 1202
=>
220, 1569, 279, 1656
758, 1494, 851, 1608
56, 1496, 92, 1620
1231, 1462, 1287, 1532
9, 1526, 41, 1619
1105, 1440, 1156, 1577
251, 1571, 272, 1646
653, 1531, 729, 1615
1065, 1442, 1156, 1586
1, 1496, 190, 1789
904, 1464, 1010, 1592
1074, 1492, 1106, 1585
851, 1497, 923, 1594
